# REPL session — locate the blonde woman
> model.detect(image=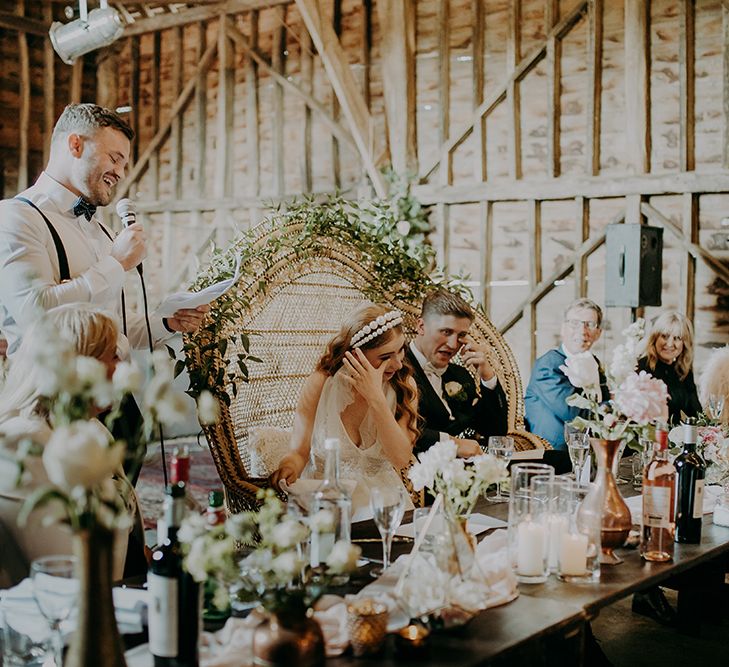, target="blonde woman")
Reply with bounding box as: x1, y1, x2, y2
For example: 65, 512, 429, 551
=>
0, 304, 142, 580
638, 311, 701, 424
272, 303, 419, 514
